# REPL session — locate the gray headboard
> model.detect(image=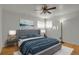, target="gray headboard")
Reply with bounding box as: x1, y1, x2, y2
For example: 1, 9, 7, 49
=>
16, 29, 40, 39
